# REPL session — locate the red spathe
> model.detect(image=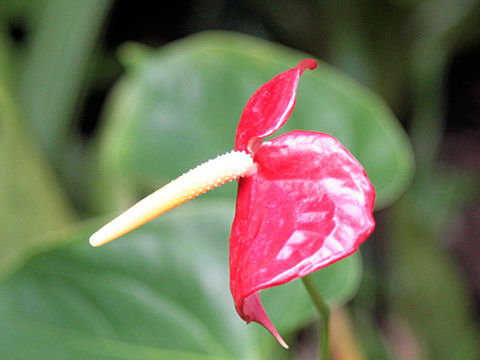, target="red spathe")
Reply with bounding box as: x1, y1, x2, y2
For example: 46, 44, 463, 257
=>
229, 60, 375, 347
